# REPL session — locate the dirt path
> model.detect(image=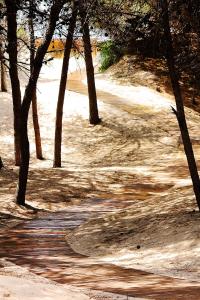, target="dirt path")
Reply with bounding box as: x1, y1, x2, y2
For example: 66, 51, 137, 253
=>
1, 198, 200, 300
